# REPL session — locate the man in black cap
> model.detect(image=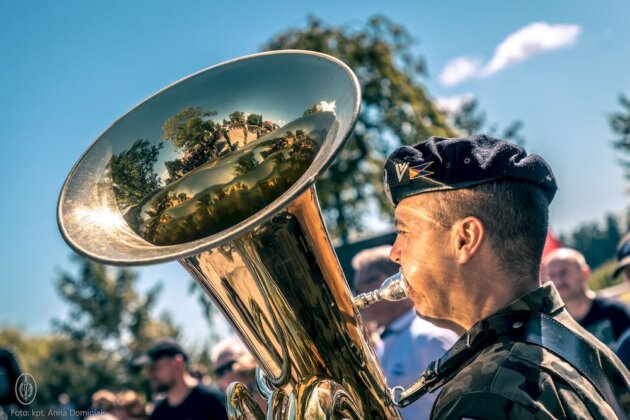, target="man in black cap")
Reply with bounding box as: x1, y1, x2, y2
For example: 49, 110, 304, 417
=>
136, 339, 227, 420
383, 135, 630, 418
